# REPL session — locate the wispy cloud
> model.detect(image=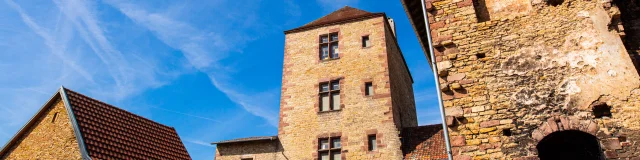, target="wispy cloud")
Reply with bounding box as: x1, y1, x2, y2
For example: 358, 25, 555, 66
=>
0, 0, 181, 136
104, 1, 280, 126
184, 139, 216, 148
5, 0, 95, 84
151, 106, 223, 123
